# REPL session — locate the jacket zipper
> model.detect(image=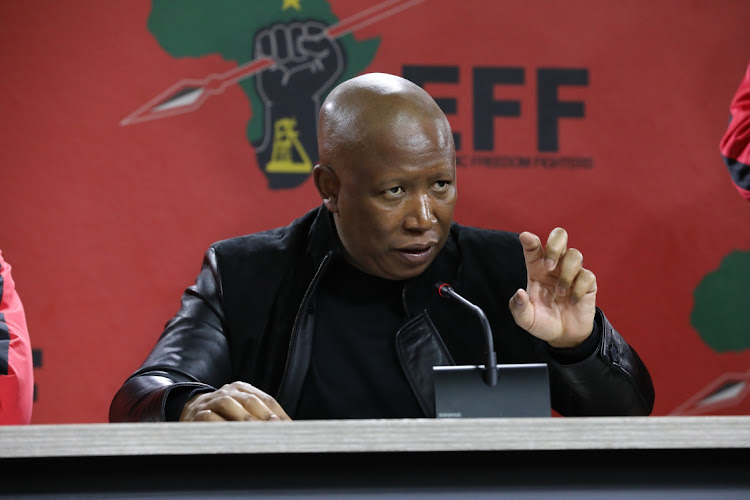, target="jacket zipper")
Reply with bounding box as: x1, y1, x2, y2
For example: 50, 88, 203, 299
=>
276, 251, 333, 399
